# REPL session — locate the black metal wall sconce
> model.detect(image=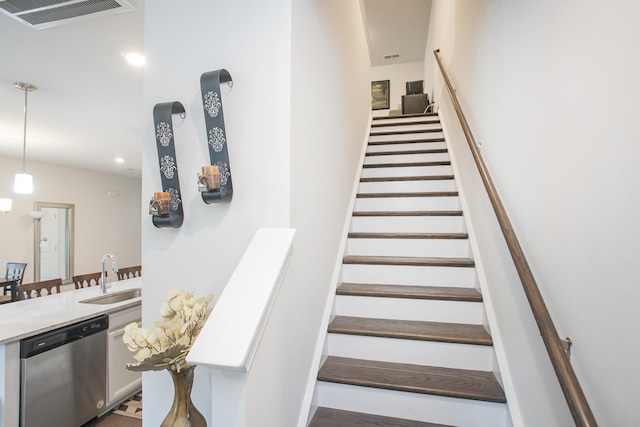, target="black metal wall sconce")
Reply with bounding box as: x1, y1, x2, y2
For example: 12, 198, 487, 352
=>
150, 101, 186, 228
199, 69, 234, 204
